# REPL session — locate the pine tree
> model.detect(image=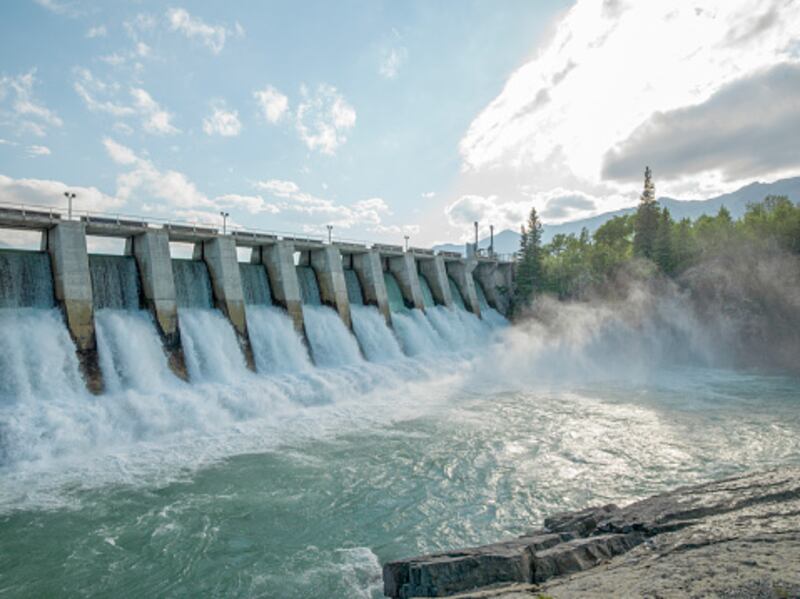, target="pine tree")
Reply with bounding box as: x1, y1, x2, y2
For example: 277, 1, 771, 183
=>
633, 166, 660, 260
654, 207, 674, 273
513, 207, 543, 313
